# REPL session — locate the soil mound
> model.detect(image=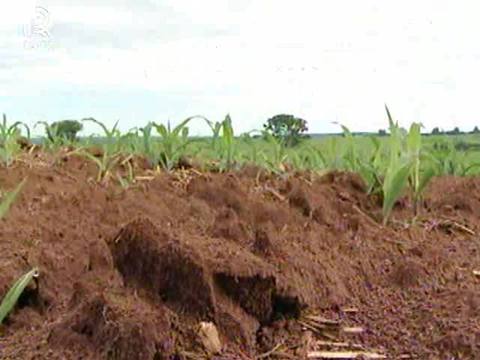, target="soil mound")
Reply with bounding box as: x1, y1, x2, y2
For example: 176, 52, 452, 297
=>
0, 156, 479, 358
